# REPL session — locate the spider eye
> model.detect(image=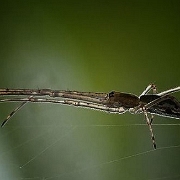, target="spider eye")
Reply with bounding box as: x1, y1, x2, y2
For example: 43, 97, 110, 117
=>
108, 91, 115, 98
